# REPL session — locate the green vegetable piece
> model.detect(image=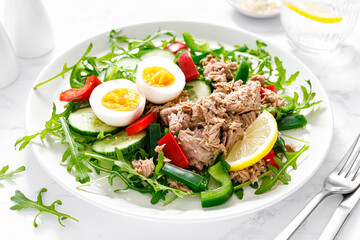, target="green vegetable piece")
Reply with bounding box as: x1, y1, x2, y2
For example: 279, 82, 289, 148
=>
271, 57, 299, 90
148, 123, 162, 159
201, 161, 234, 208
33, 43, 94, 89
162, 163, 207, 191
277, 115, 308, 131
255, 145, 309, 194
10, 188, 78, 227
192, 47, 224, 65
0, 165, 25, 182
70, 57, 99, 88
234, 188, 244, 200
280, 95, 295, 113
235, 60, 249, 83
153, 152, 164, 178
183, 32, 210, 53
59, 116, 92, 183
